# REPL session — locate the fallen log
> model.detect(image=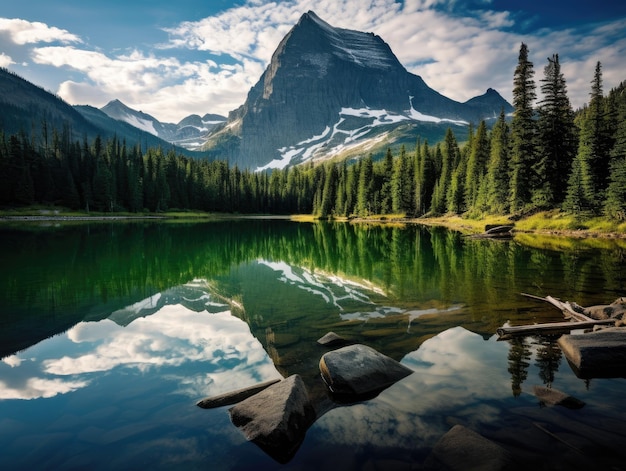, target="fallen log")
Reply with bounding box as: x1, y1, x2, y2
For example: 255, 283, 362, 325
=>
497, 319, 615, 339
